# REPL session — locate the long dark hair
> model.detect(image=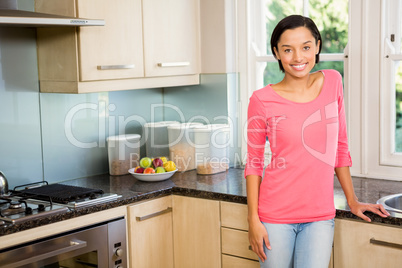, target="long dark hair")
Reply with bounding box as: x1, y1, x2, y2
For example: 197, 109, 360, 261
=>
270, 15, 322, 72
